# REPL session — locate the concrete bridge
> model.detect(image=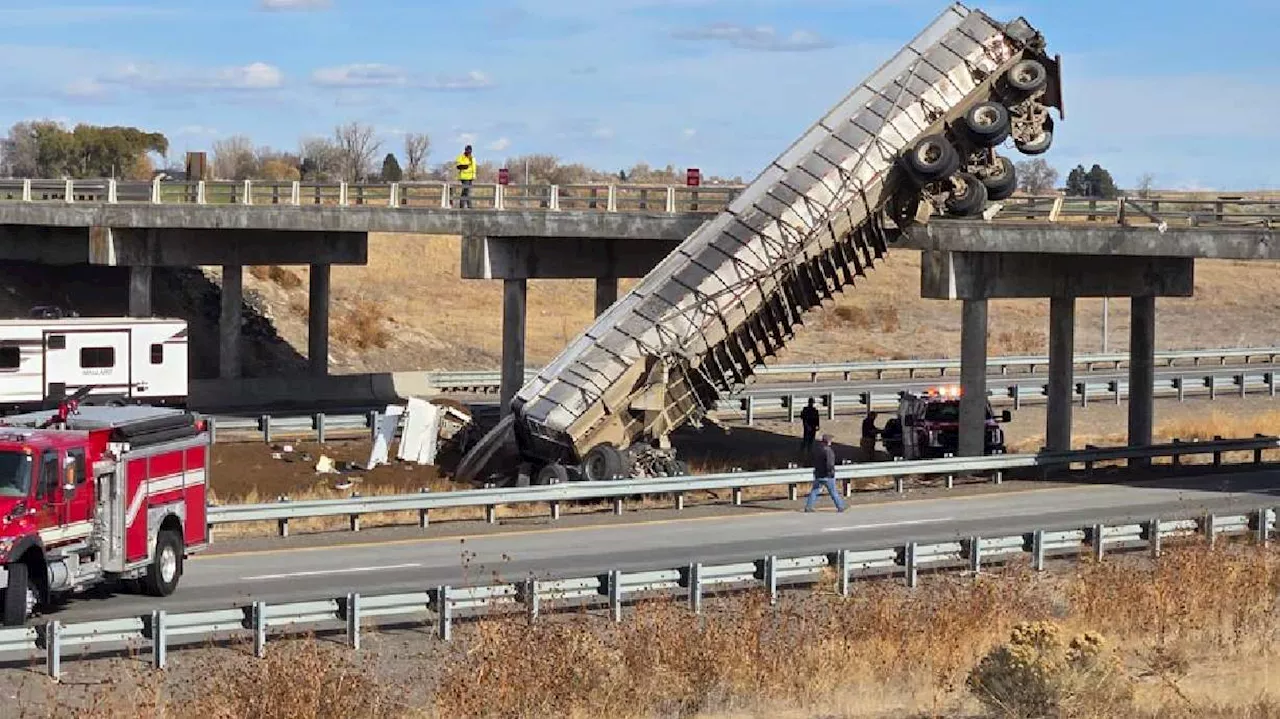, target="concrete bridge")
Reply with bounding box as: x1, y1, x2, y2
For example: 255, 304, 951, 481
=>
1, 178, 1277, 458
